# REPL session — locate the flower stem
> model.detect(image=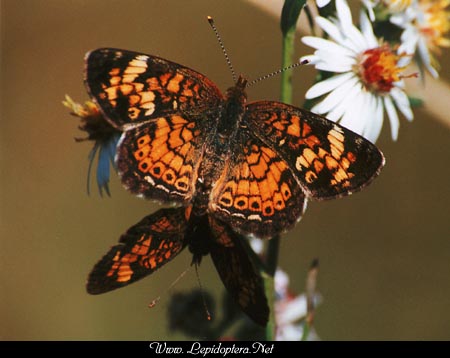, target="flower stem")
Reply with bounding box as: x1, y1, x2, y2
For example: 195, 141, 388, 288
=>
280, 30, 295, 104
264, 4, 300, 339
264, 234, 280, 340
